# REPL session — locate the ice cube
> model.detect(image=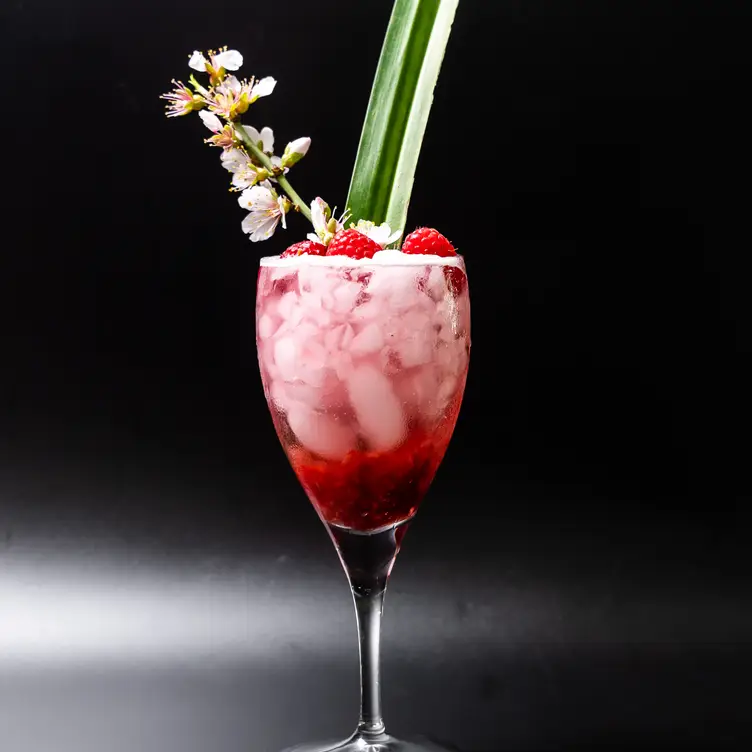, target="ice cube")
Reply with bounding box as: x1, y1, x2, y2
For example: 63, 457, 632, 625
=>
436, 342, 454, 371
346, 364, 405, 451
392, 313, 433, 367
285, 381, 324, 407
334, 350, 354, 381
341, 324, 355, 349
423, 266, 448, 301
286, 405, 356, 461
274, 337, 299, 382
397, 340, 433, 368
324, 324, 344, 352
297, 265, 324, 292
368, 266, 420, 310
274, 320, 291, 340
403, 309, 431, 331
276, 292, 297, 321
298, 287, 333, 326
298, 340, 328, 387
294, 321, 320, 341
331, 281, 363, 316
436, 375, 458, 407
258, 314, 278, 339
349, 322, 384, 357
395, 366, 439, 414
310, 307, 333, 327
352, 299, 381, 322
